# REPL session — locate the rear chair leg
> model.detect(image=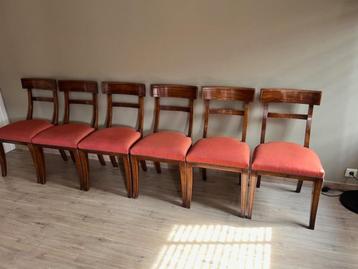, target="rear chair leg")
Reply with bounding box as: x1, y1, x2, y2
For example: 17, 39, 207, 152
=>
296, 180, 303, 193
309, 179, 323, 230
110, 156, 118, 167
240, 172, 248, 218
247, 173, 258, 219
130, 156, 139, 198
140, 160, 147, 171
122, 155, 132, 198
256, 175, 261, 188
154, 161, 161, 173
0, 143, 7, 177
201, 168, 207, 181
97, 154, 106, 166
59, 149, 68, 161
